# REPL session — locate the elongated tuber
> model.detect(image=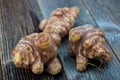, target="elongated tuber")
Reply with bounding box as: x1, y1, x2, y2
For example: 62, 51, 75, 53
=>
12, 6, 80, 75
69, 24, 112, 71
39, 6, 79, 43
